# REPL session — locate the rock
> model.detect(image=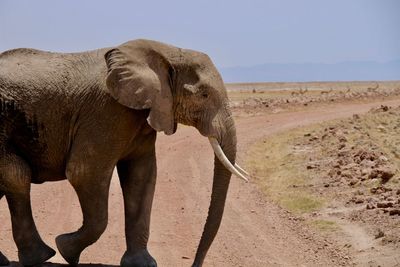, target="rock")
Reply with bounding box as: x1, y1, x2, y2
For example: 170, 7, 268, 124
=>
377, 125, 386, 132
389, 209, 400, 216
380, 105, 389, 112
361, 168, 371, 176
386, 197, 394, 202
355, 190, 364, 195
356, 149, 379, 161
371, 186, 391, 193
354, 197, 364, 204
366, 197, 374, 203
370, 187, 380, 194
369, 169, 379, 179
376, 202, 394, 208
366, 203, 375, 209
353, 114, 360, 120
342, 163, 358, 170
349, 179, 359, 186
306, 163, 318, 169
374, 229, 385, 239
368, 167, 395, 182
328, 169, 337, 177
360, 160, 375, 168
379, 167, 395, 183
341, 170, 352, 178
378, 155, 388, 162
338, 150, 350, 157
